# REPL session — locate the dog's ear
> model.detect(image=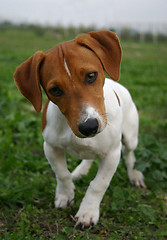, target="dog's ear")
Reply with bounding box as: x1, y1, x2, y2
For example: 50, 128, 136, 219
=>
14, 51, 45, 112
76, 30, 122, 81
